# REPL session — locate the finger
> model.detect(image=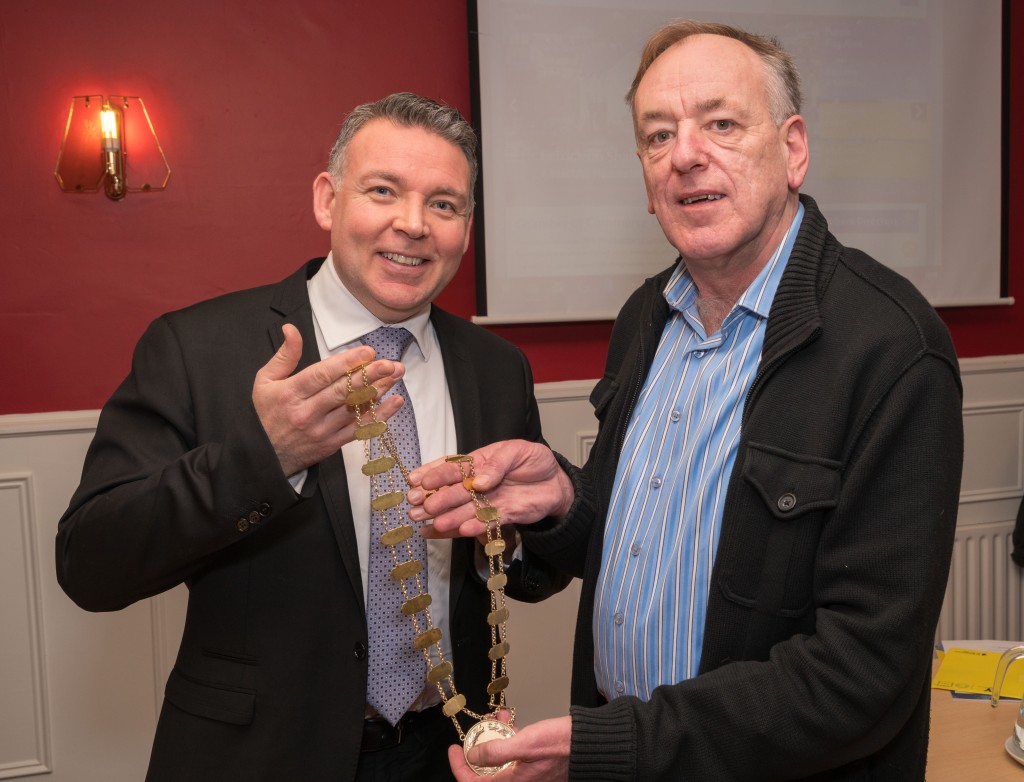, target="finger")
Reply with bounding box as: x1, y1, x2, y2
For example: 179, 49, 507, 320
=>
418, 481, 471, 513
290, 346, 392, 401
447, 744, 481, 782
330, 379, 406, 423
419, 515, 486, 539
410, 486, 483, 533
319, 392, 405, 448
257, 323, 304, 383
300, 358, 405, 425
407, 460, 467, 492
406, 456, 452, 489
